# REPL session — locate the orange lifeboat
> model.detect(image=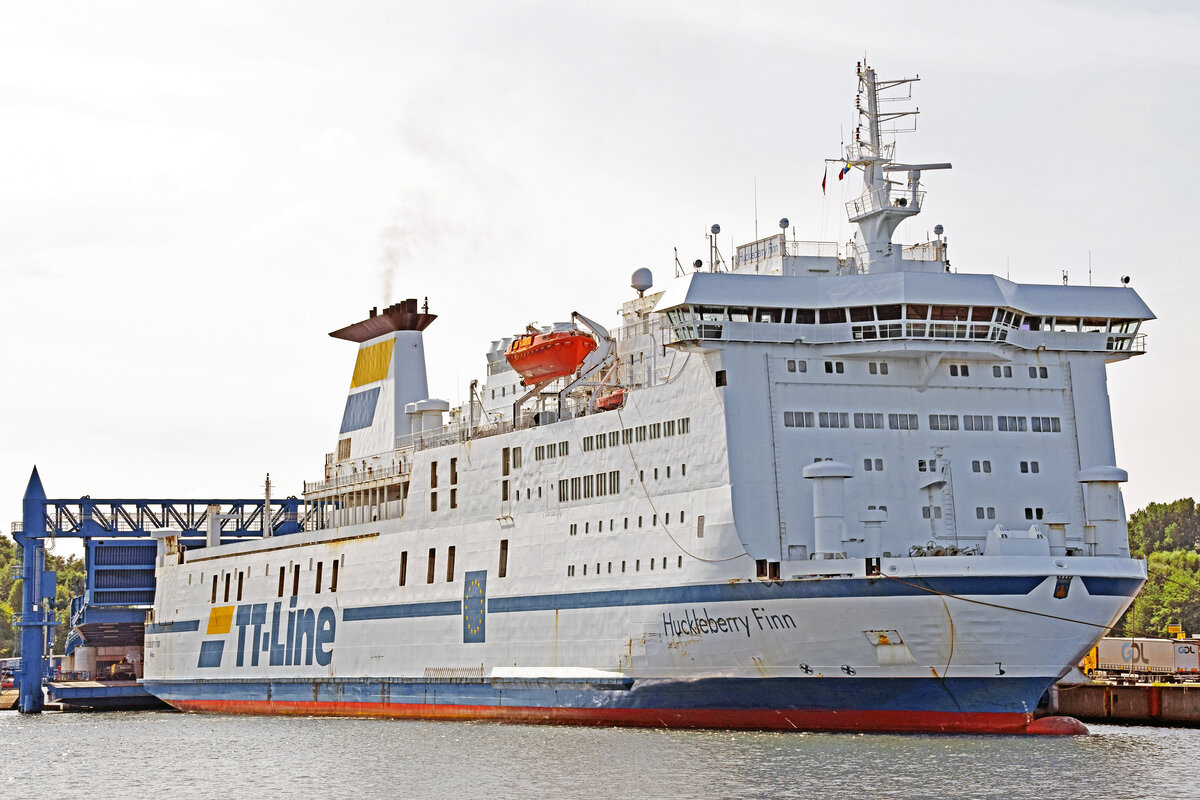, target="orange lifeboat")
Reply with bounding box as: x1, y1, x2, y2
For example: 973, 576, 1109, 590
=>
504, 329, 597, 382
595, 389, 625, 411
